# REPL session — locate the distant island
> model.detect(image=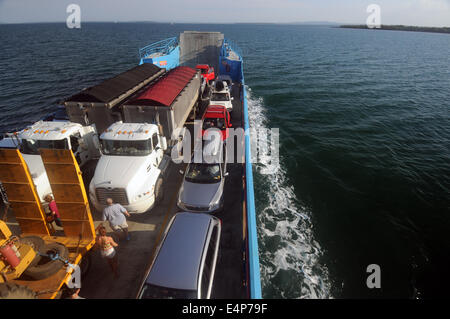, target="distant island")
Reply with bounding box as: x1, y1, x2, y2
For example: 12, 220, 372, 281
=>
340, 25, 450, 35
